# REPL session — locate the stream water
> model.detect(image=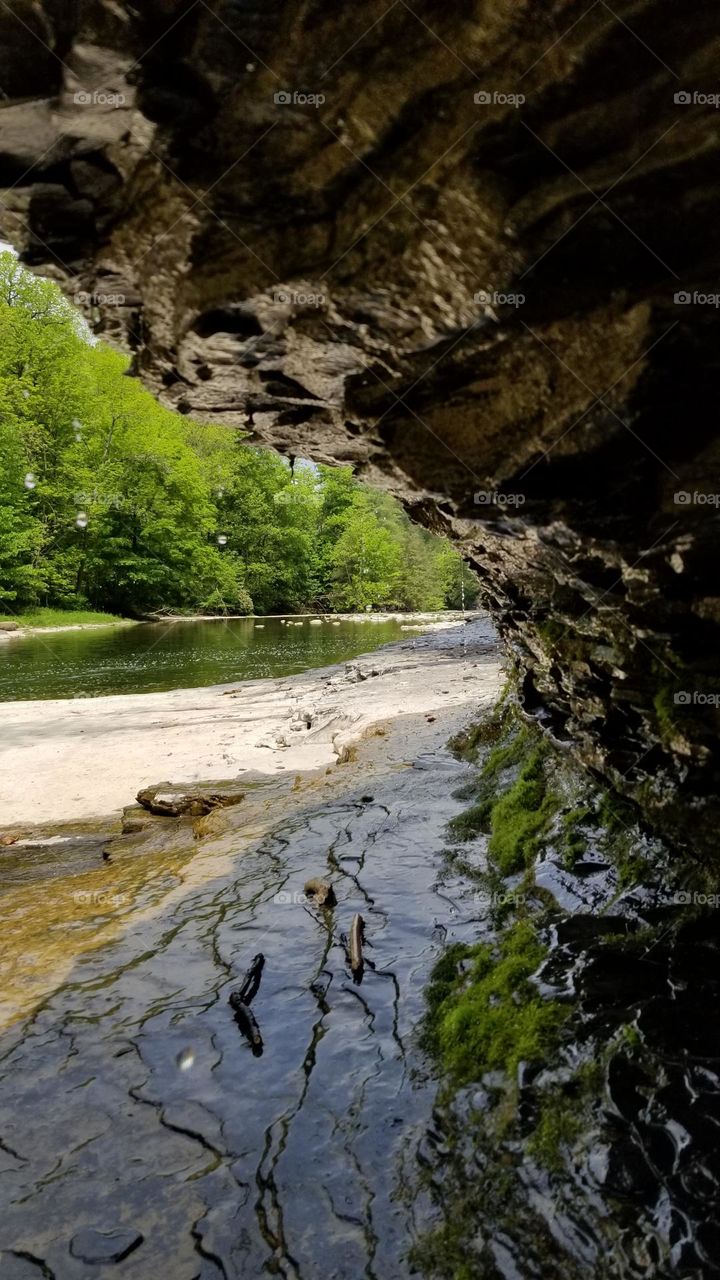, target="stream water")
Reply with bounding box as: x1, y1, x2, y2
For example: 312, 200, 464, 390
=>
0, 617, 409, 701
0, 704, 486, 1278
